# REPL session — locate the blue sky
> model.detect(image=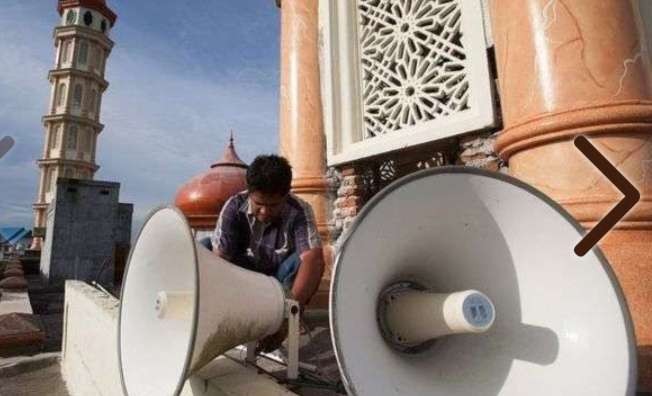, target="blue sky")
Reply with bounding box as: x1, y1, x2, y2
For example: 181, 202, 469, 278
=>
0, 0, 280, 231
